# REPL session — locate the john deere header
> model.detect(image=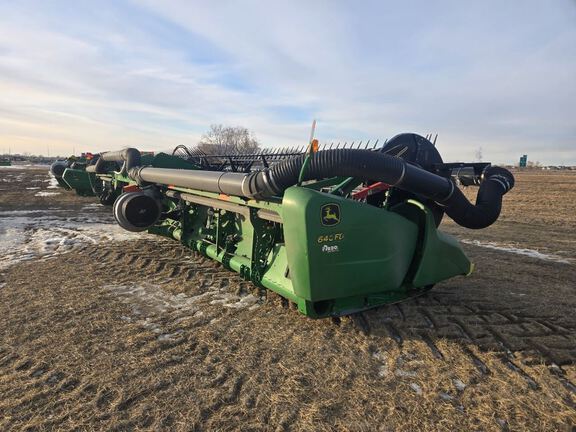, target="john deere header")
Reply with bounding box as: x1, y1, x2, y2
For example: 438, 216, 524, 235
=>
50, 133, 514, 318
